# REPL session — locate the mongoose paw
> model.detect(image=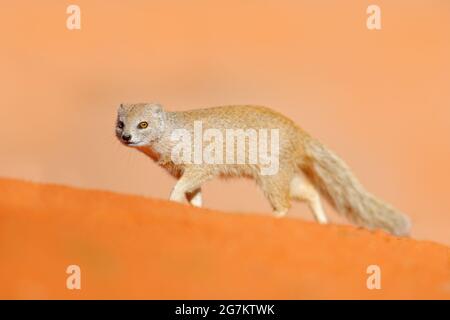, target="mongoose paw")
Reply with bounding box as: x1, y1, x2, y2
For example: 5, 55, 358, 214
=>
274, 209, 288, 218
